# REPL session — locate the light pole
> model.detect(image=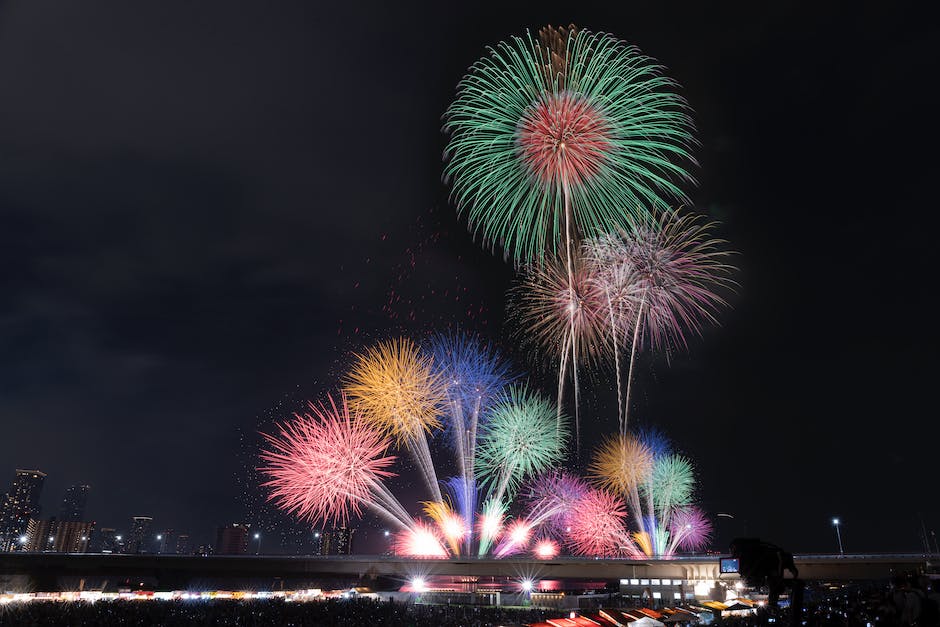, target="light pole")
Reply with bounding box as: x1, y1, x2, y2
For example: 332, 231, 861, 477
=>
253, 532, 261, 555
832, 518, 844, 555
156, 534, 165, 554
